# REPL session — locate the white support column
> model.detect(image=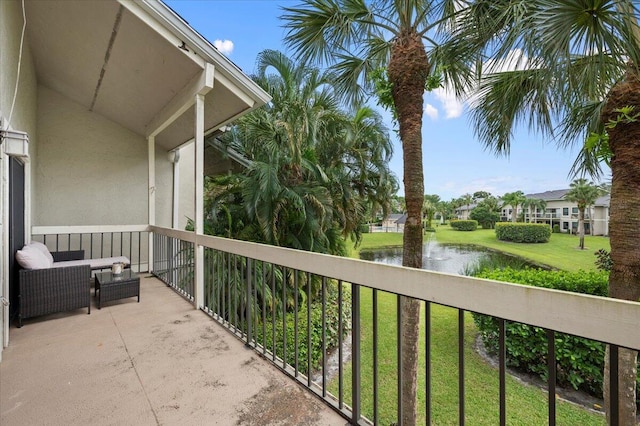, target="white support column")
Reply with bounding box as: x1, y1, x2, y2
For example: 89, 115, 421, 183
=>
194, 94, 205, 309
148, 135, 155, 273
171, 150, 180, 229
1, 149, 7, 351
